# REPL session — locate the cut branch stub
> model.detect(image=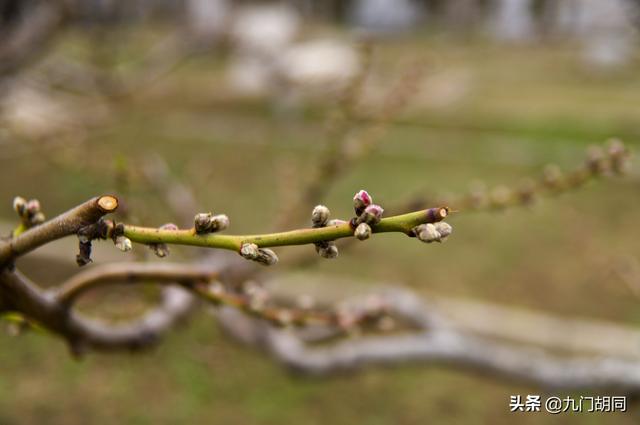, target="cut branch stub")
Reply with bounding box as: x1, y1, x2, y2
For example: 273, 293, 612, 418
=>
97, 196, 118, 213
